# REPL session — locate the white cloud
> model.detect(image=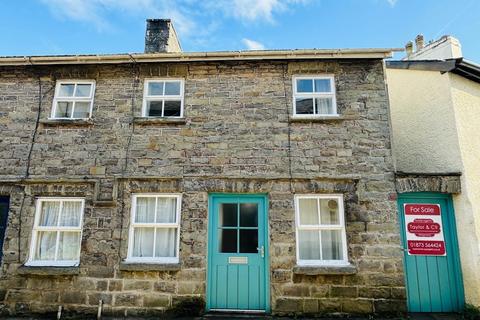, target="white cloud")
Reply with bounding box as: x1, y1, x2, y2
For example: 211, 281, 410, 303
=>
40, 0, 308, 31
242, 38, 266, 50
205, 0, 308, 23
39, 0, 197, 34
386, 0, 398, 6
232, 0, 286, 22
40, 0, 110, 30
38, 0, 308, 48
